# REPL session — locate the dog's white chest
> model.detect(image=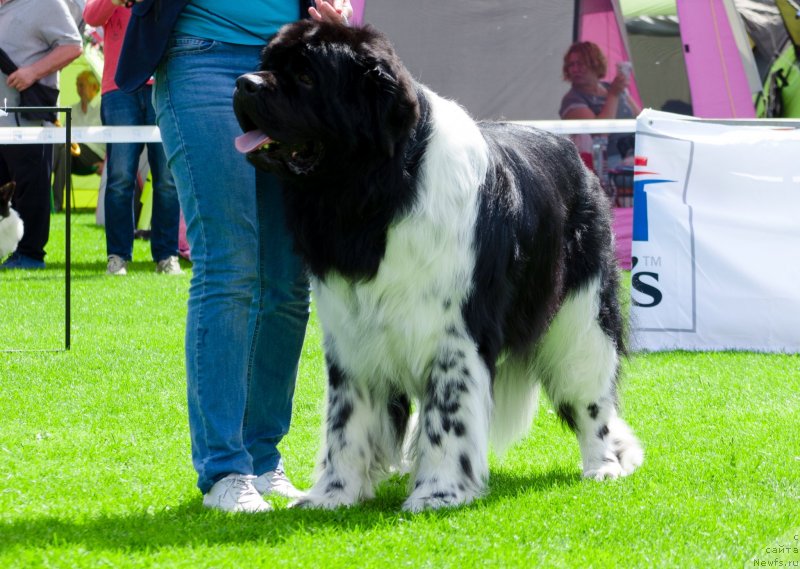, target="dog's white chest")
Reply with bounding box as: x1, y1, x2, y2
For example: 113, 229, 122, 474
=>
313, 89, 489, 391
314, 216, 473, 390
